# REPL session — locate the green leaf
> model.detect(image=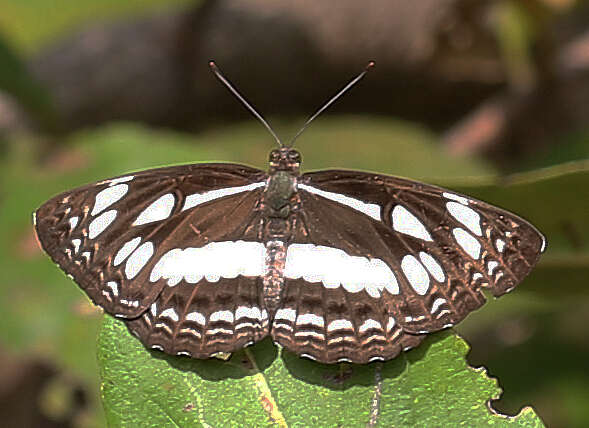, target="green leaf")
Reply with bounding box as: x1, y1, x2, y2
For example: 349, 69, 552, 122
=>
99, 316, 544, 427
